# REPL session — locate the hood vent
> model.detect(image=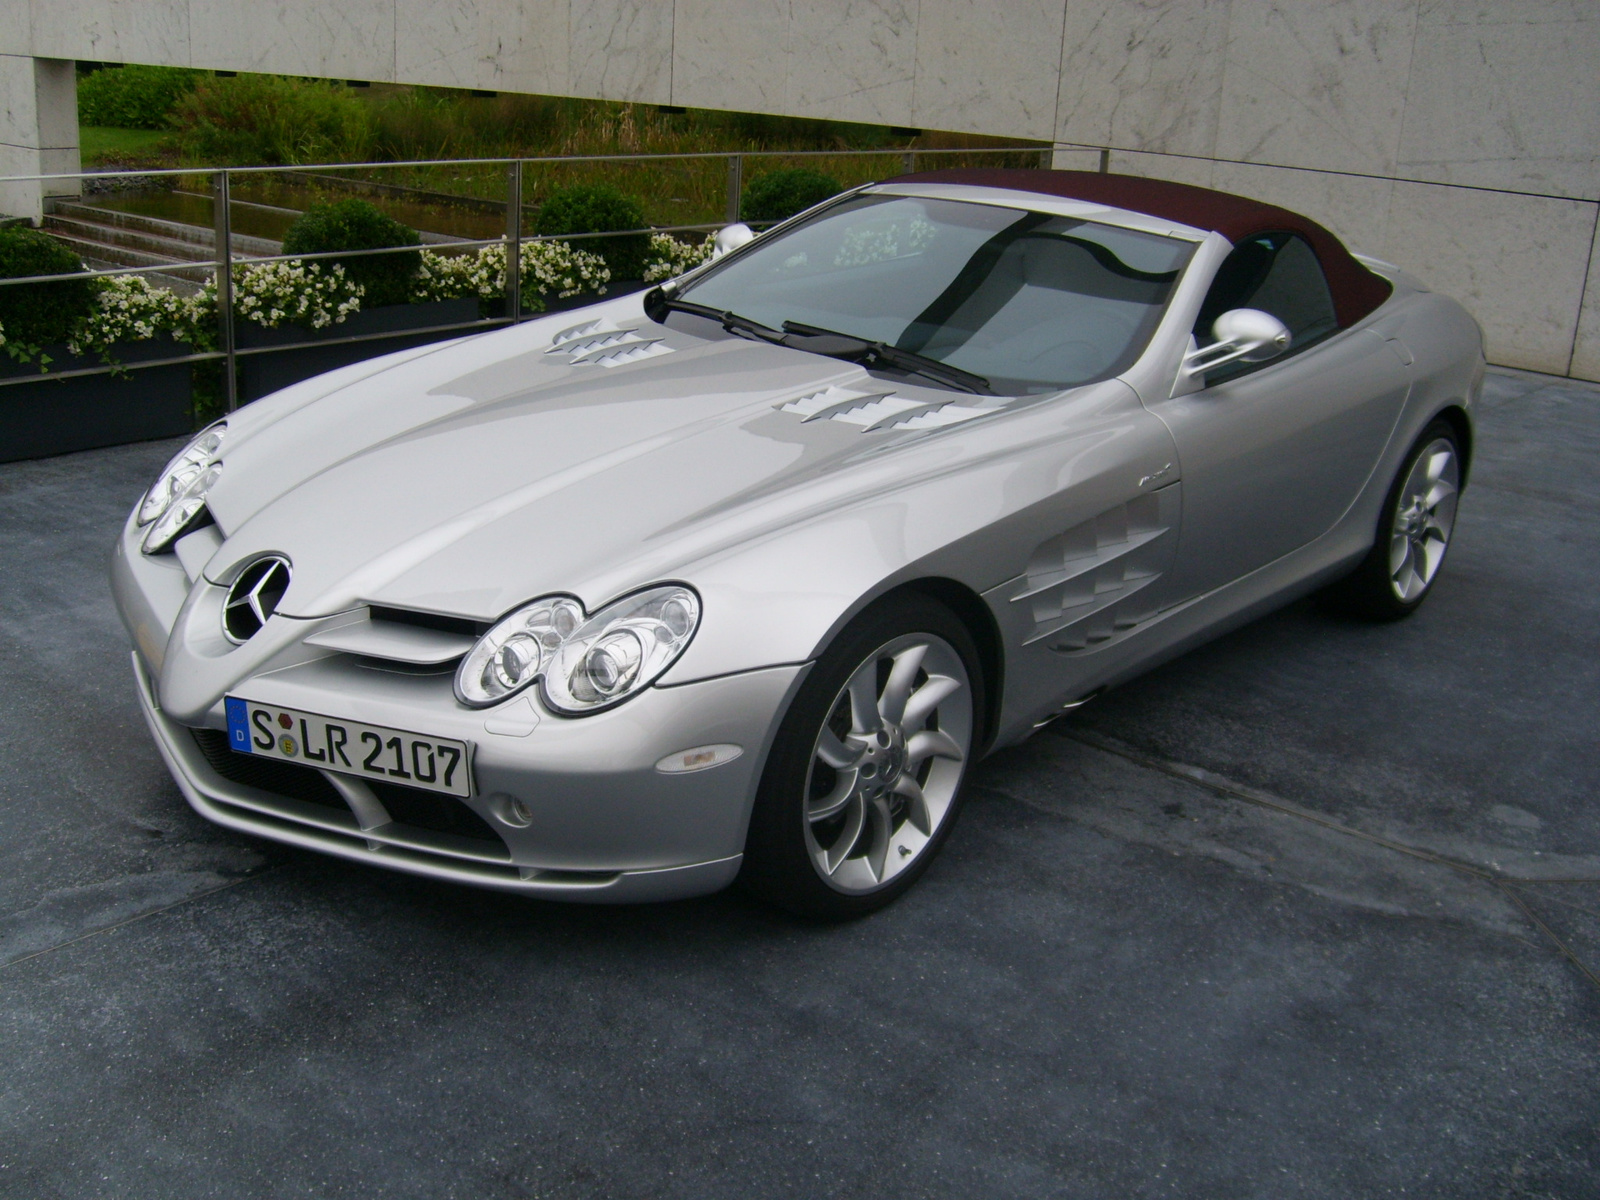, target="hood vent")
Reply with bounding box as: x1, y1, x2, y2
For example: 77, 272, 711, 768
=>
546, 318, 674, 367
